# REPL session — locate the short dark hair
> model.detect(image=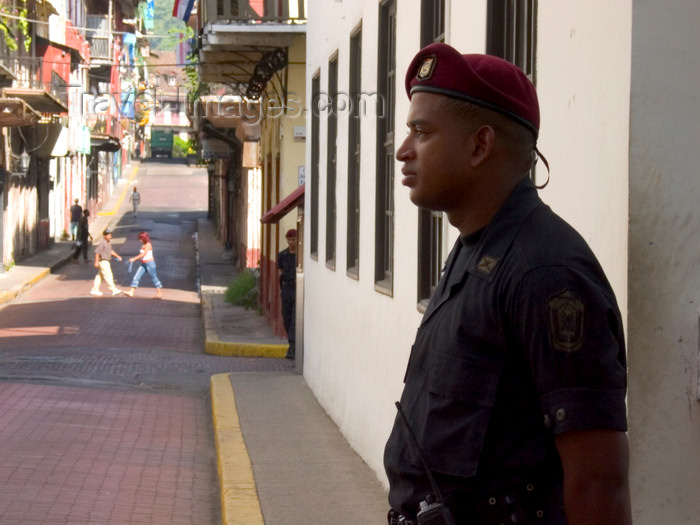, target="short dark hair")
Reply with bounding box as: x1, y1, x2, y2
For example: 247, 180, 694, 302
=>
442, 96, 536, 156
